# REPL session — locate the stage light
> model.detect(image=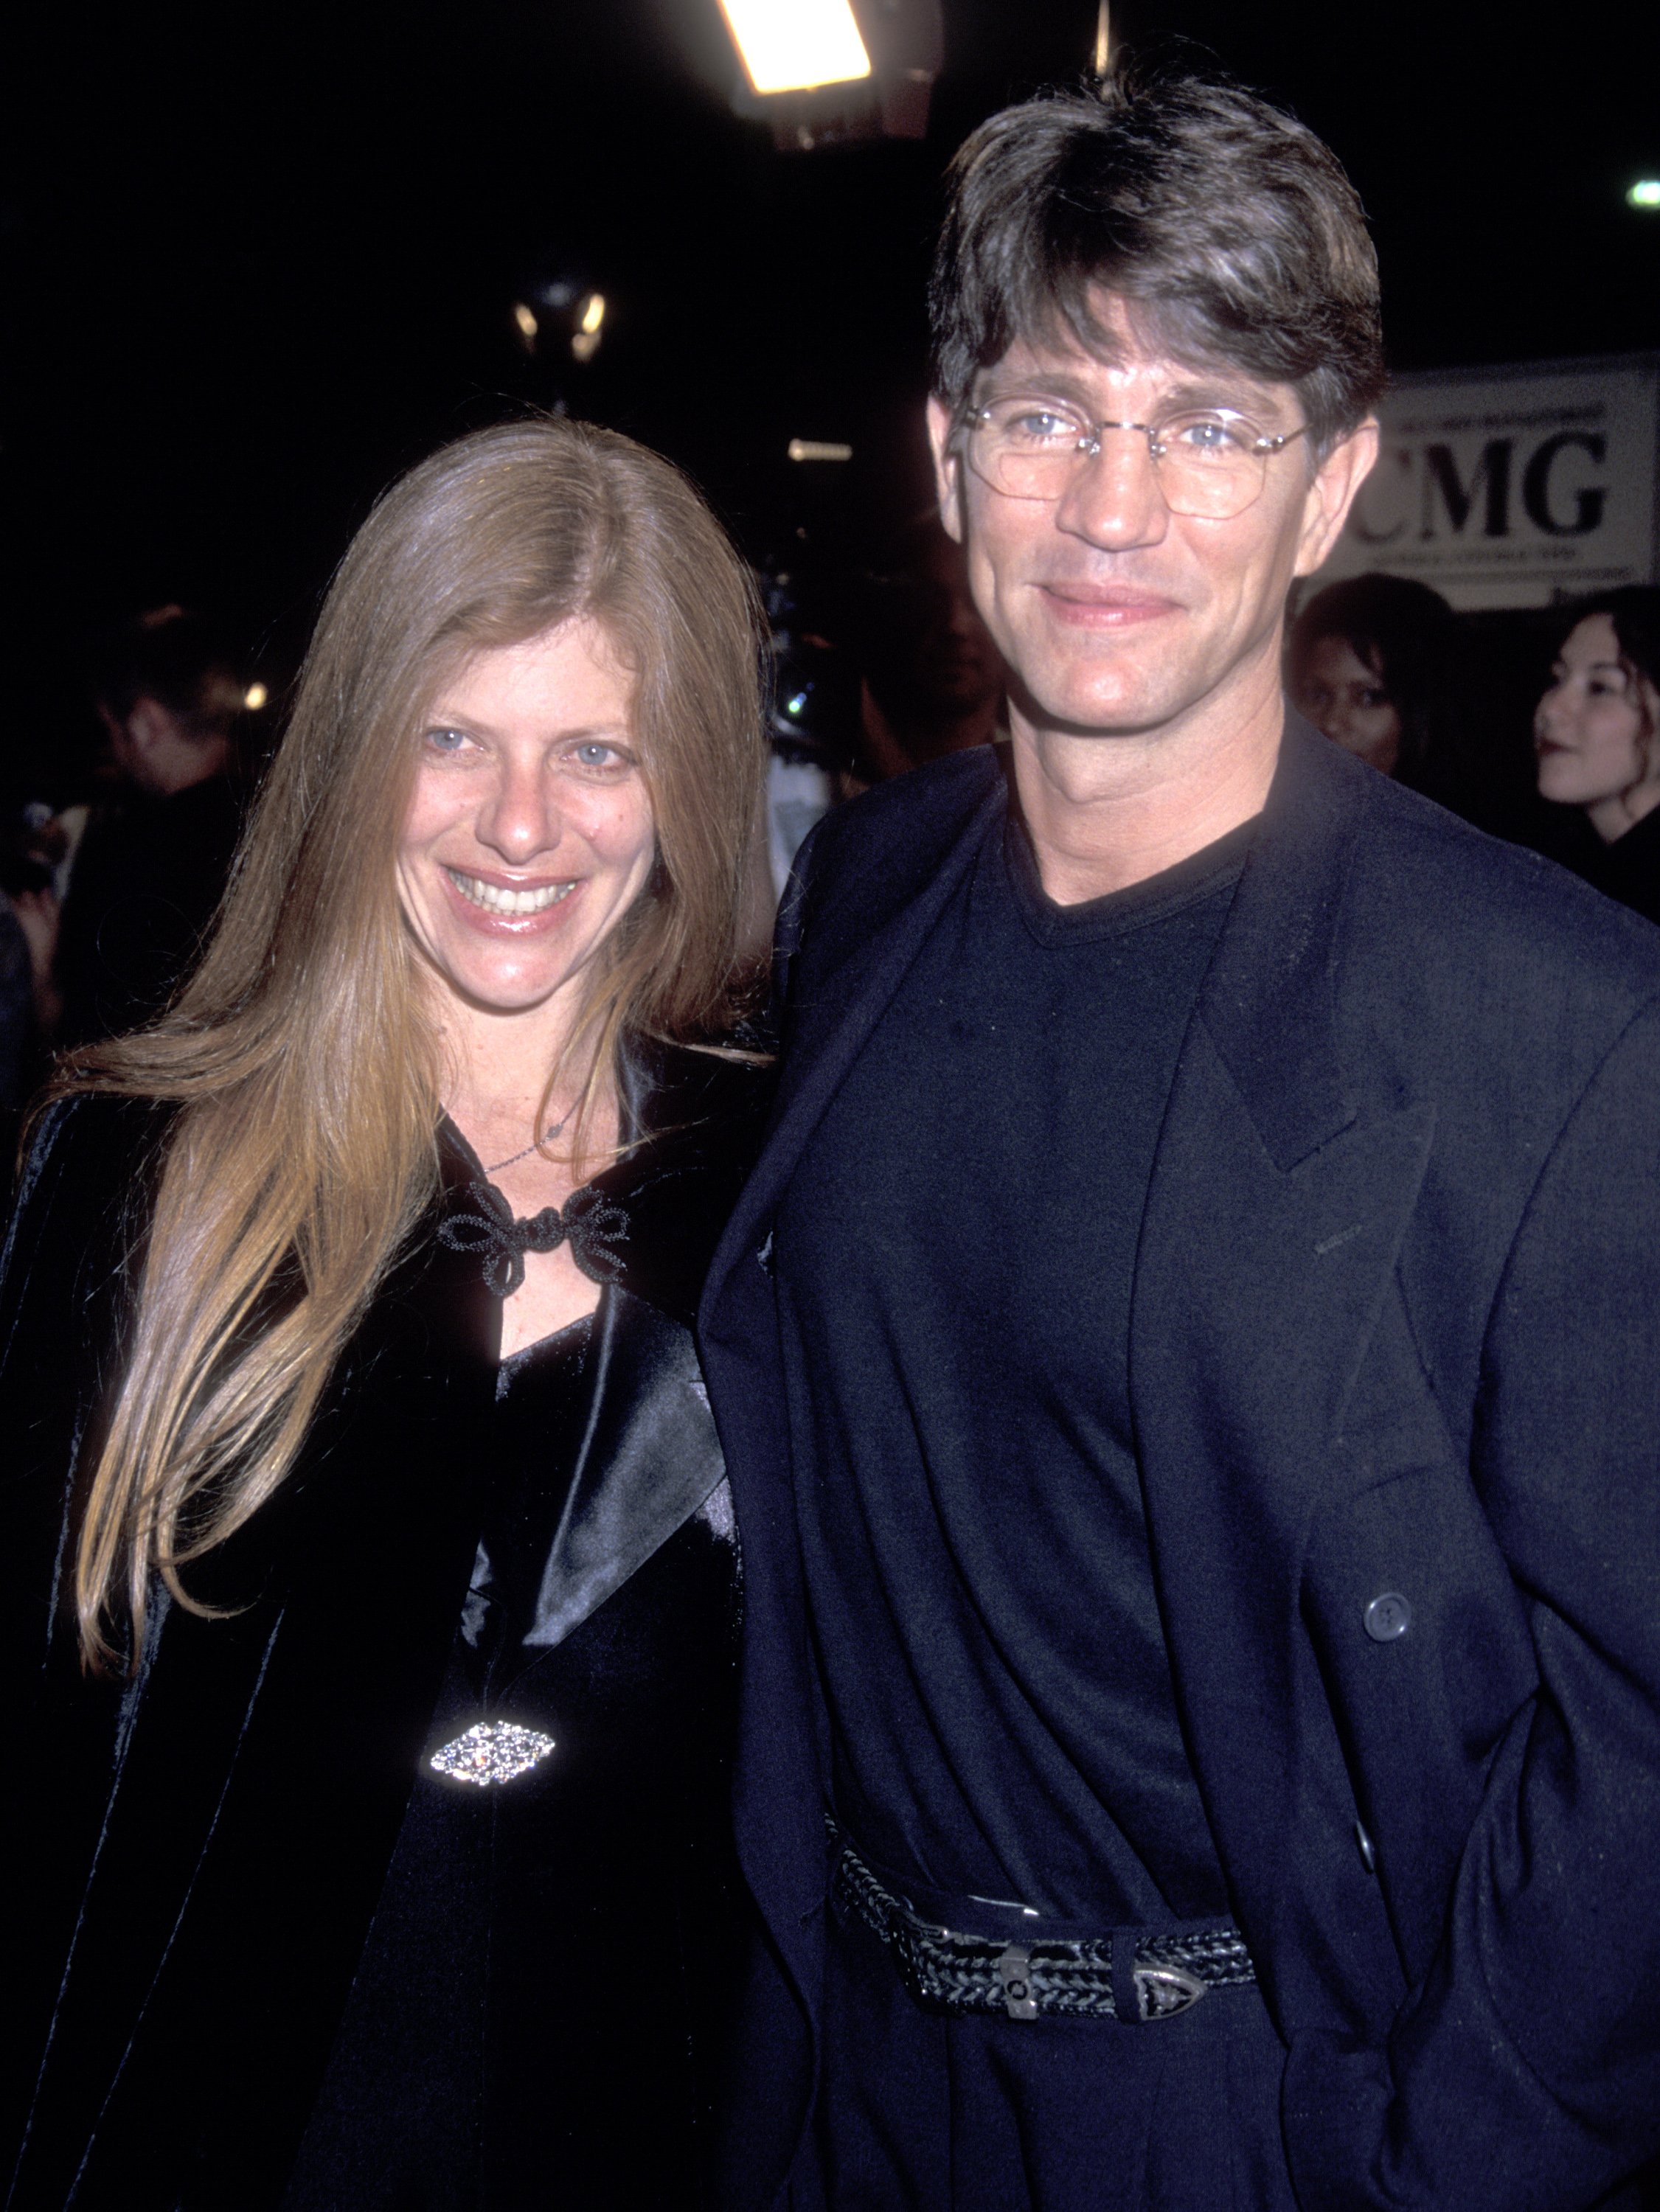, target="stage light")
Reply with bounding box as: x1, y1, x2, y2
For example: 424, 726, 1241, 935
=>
243, 682, 268, 712
579, 292, 605, 335
718, 0, 871, 95
788, 438, 853, 462
1629, 181, 1660, 209
513, 302, 539, 341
